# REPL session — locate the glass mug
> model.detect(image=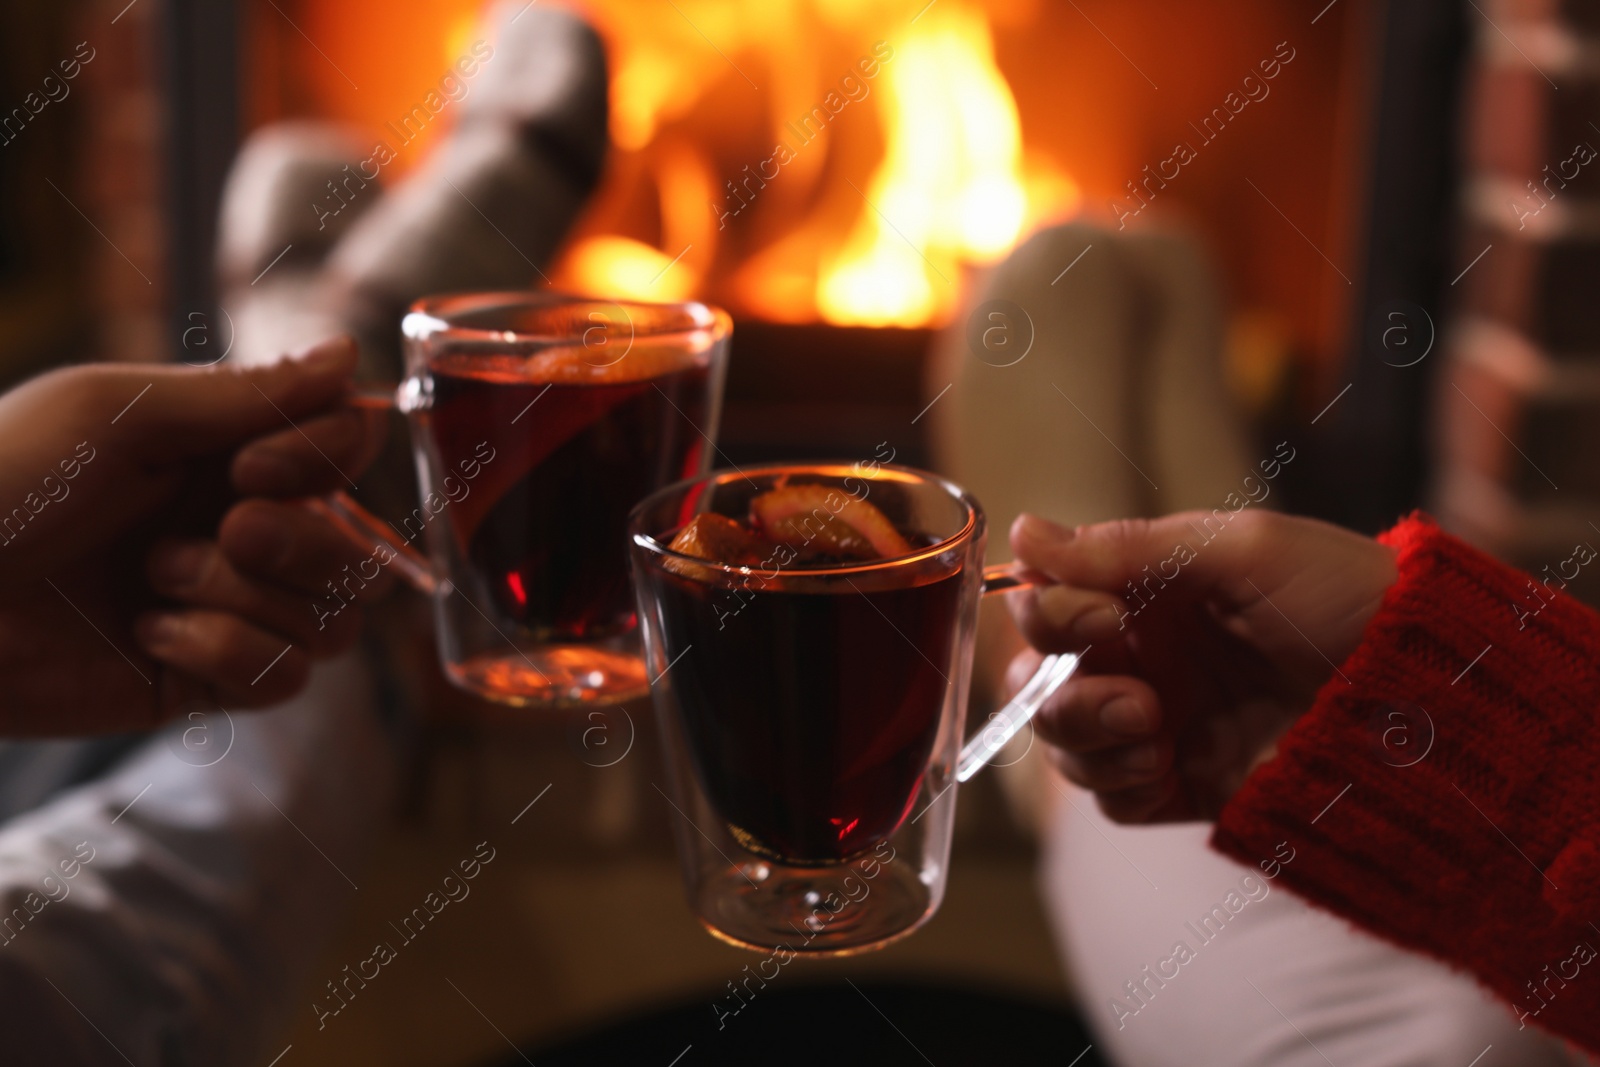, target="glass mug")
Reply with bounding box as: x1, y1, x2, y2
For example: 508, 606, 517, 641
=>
324, 292, 731, 707
627, 462, 1080, 954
